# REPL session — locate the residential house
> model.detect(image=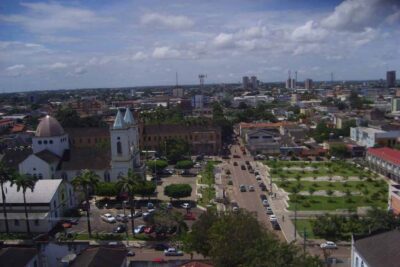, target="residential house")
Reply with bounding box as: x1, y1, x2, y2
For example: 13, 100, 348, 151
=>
366, 147, 400, 183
